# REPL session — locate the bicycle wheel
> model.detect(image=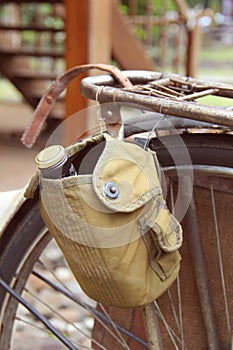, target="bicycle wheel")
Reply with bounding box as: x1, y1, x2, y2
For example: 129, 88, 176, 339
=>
0, 133, 233, 349
148, 133, 233, 350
